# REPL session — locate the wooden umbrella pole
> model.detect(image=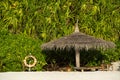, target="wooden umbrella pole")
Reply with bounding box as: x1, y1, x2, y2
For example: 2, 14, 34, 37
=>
75, 49, 80, 67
